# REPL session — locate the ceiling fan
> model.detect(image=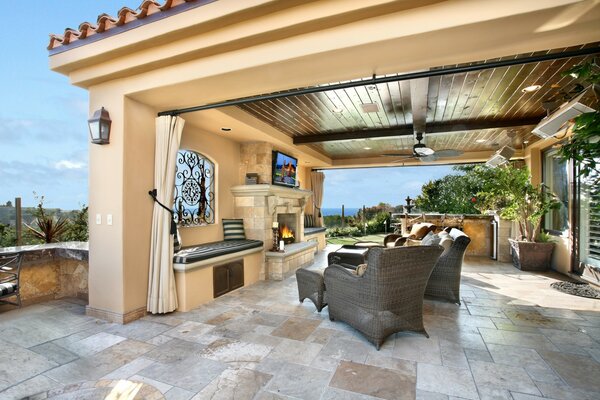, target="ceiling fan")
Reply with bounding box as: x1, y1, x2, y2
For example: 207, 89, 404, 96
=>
381, 132, 463, 162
